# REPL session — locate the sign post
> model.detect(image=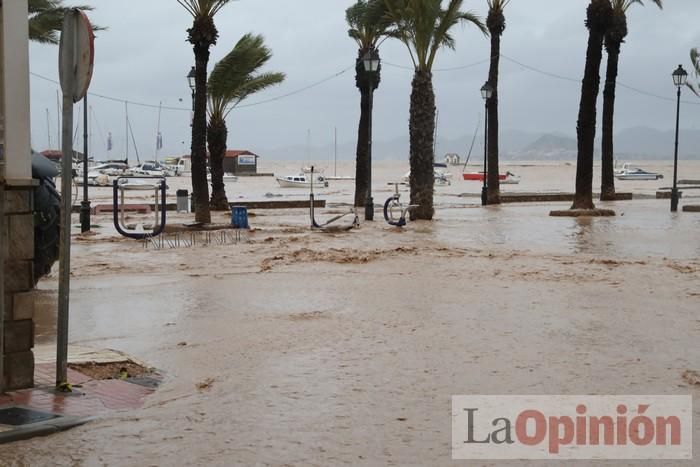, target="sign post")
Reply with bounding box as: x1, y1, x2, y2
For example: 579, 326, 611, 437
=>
56, 9, 94, 389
